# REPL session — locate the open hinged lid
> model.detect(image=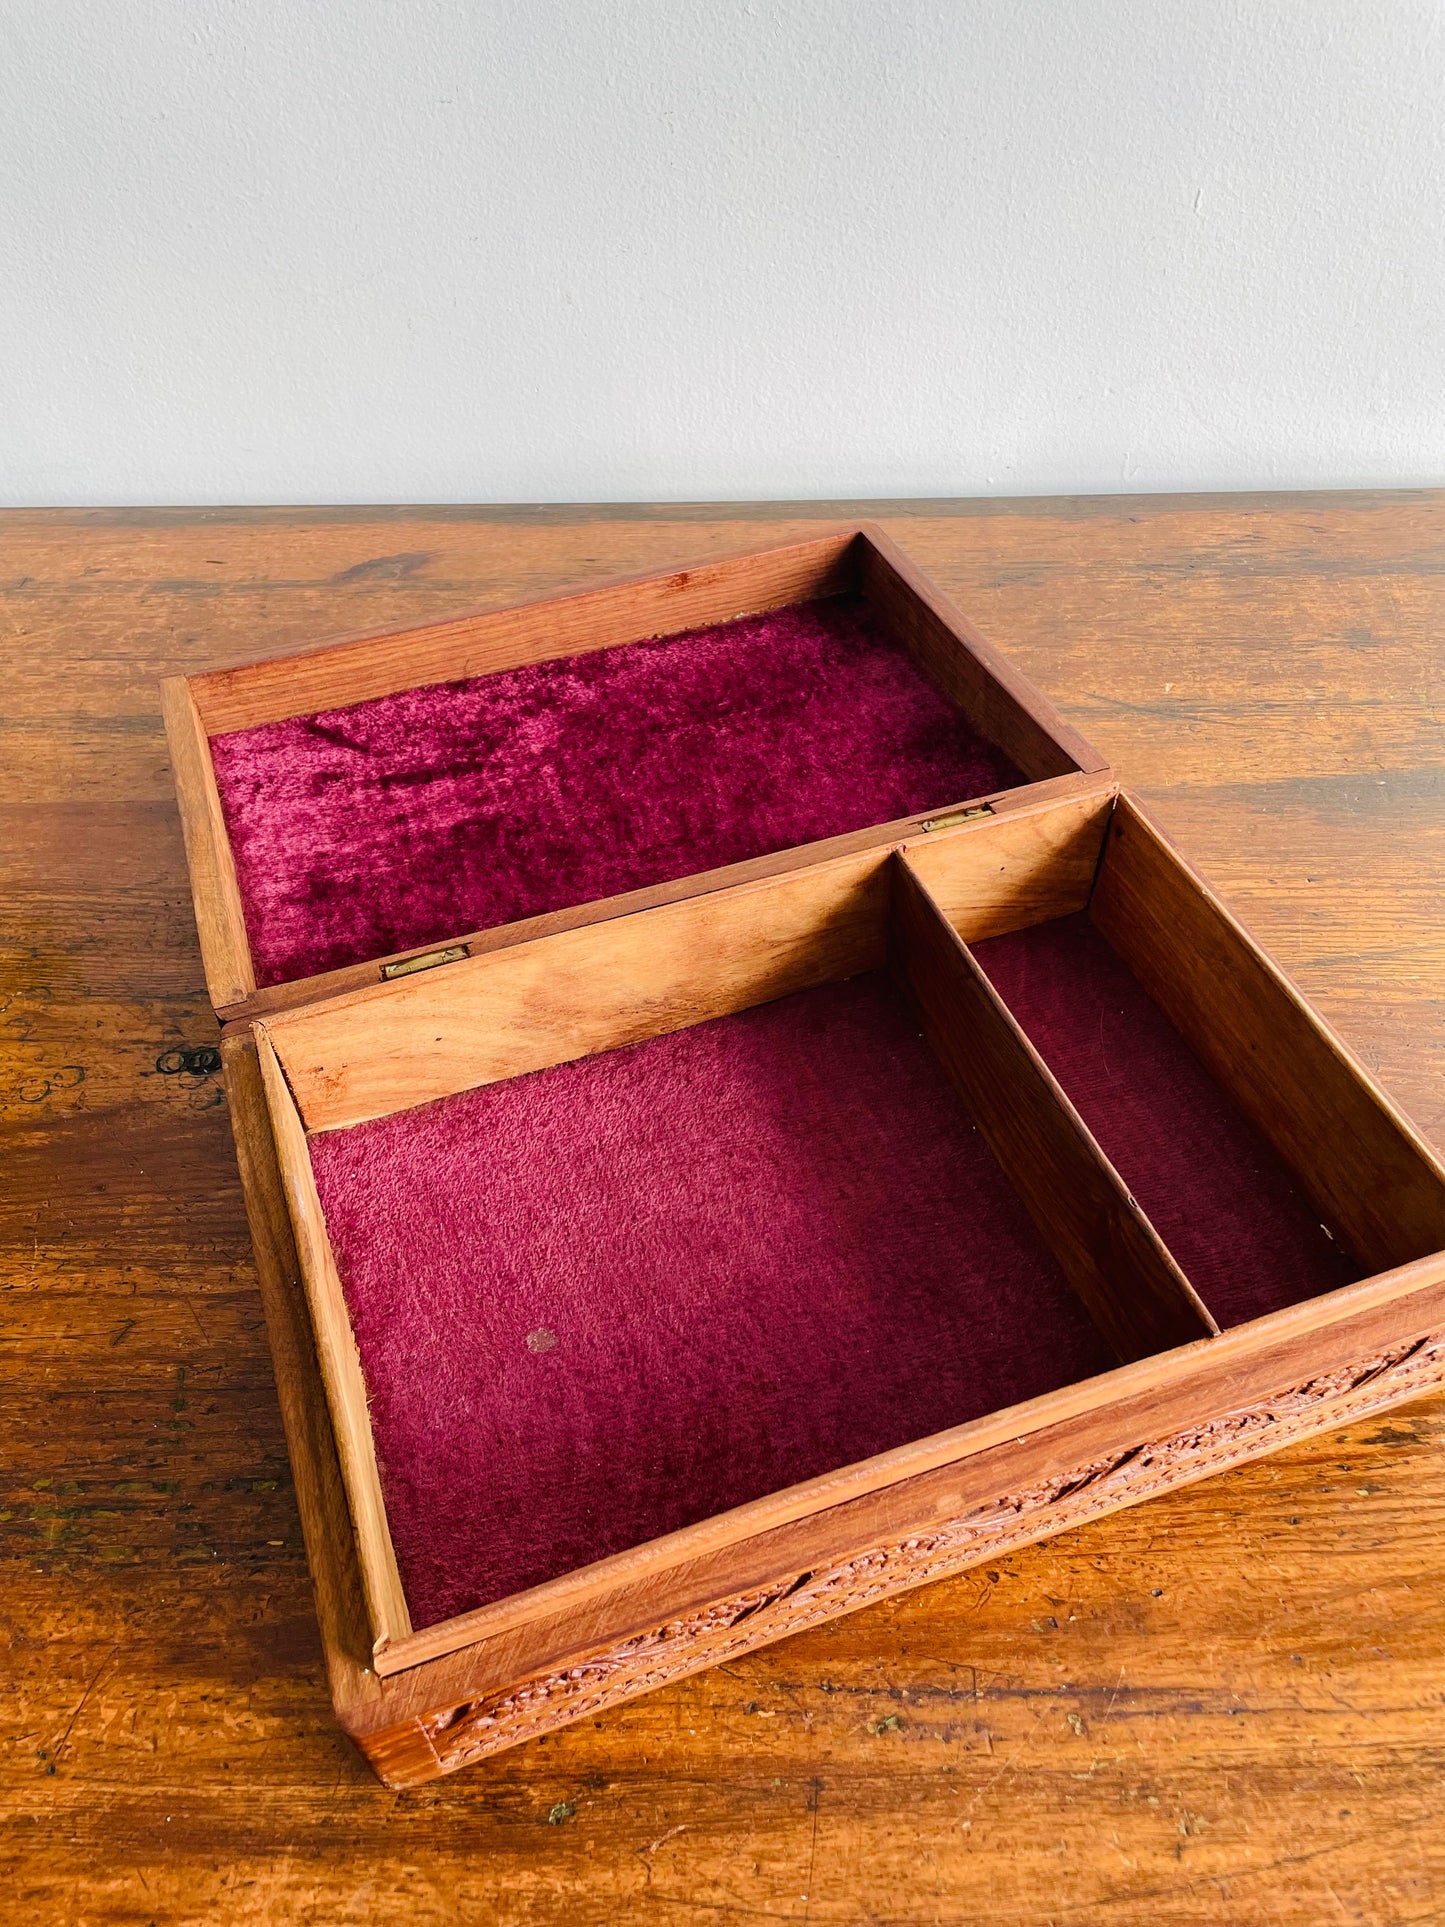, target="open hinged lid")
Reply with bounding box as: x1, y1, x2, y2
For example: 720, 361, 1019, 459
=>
163, 523, 1109, 1022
